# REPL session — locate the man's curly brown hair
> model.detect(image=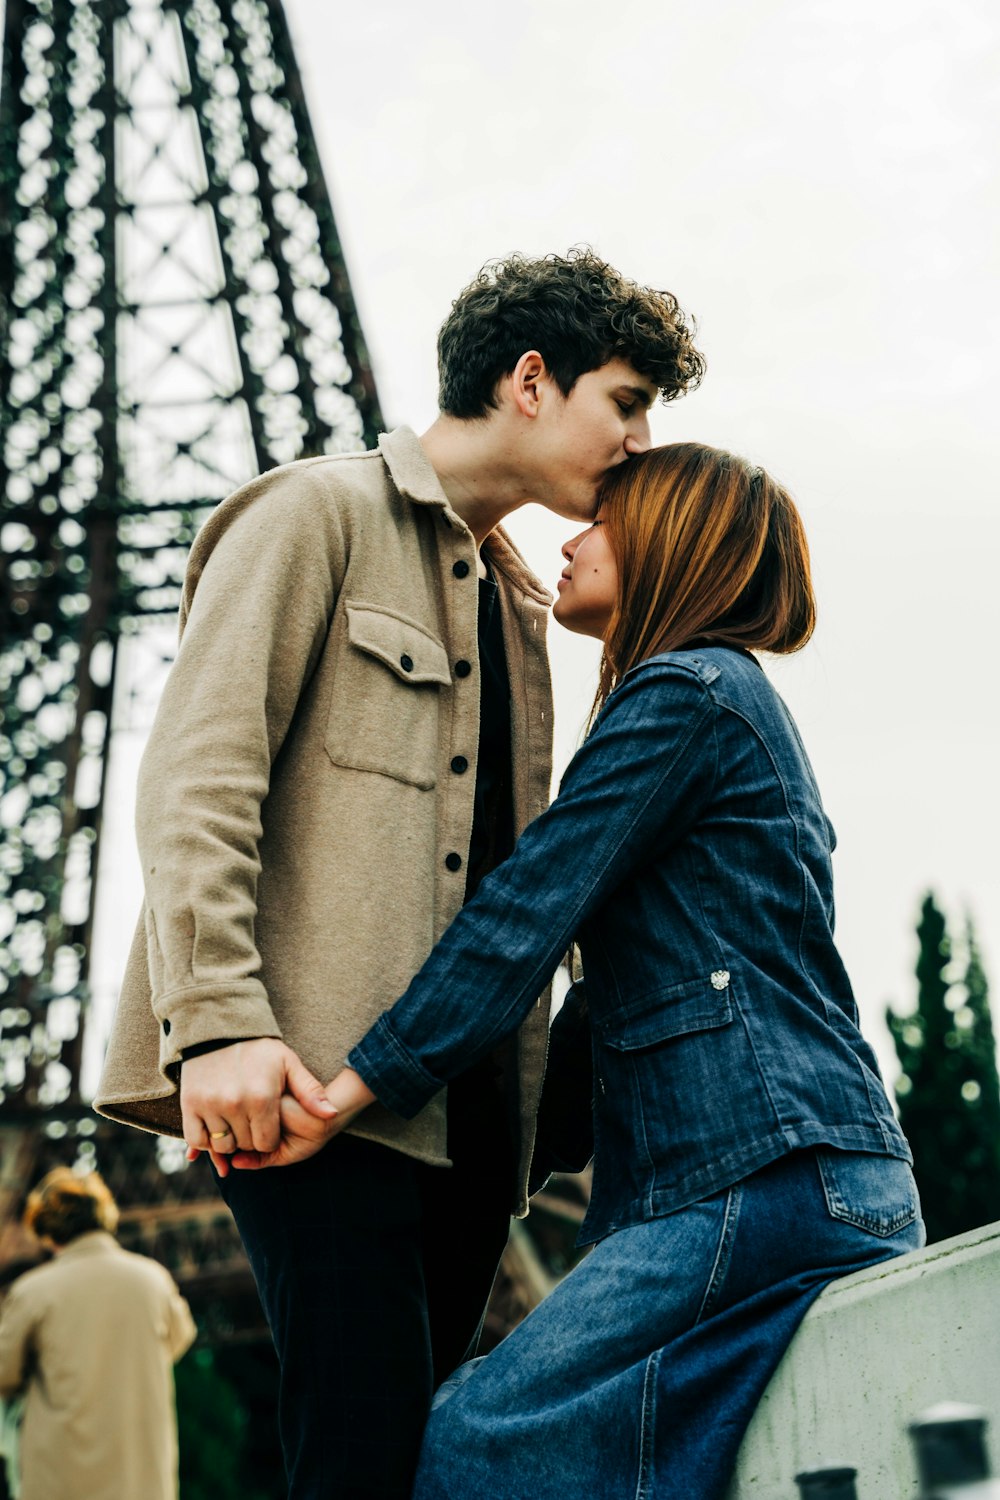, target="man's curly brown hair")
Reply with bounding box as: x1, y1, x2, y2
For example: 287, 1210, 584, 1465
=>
437, 248, 705, 419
